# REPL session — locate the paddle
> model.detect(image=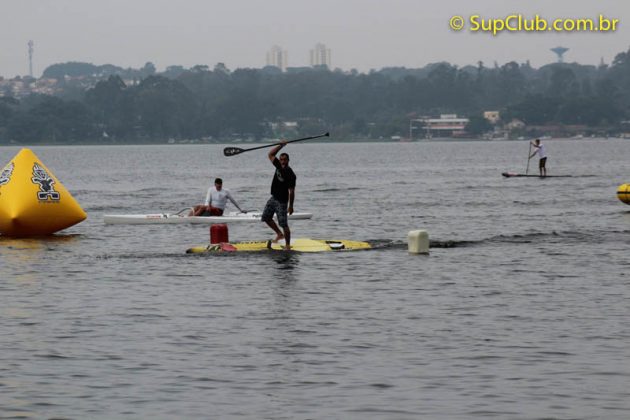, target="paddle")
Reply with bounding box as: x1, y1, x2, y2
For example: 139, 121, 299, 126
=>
525, 141, 532, 175
223, 132, 330, 157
